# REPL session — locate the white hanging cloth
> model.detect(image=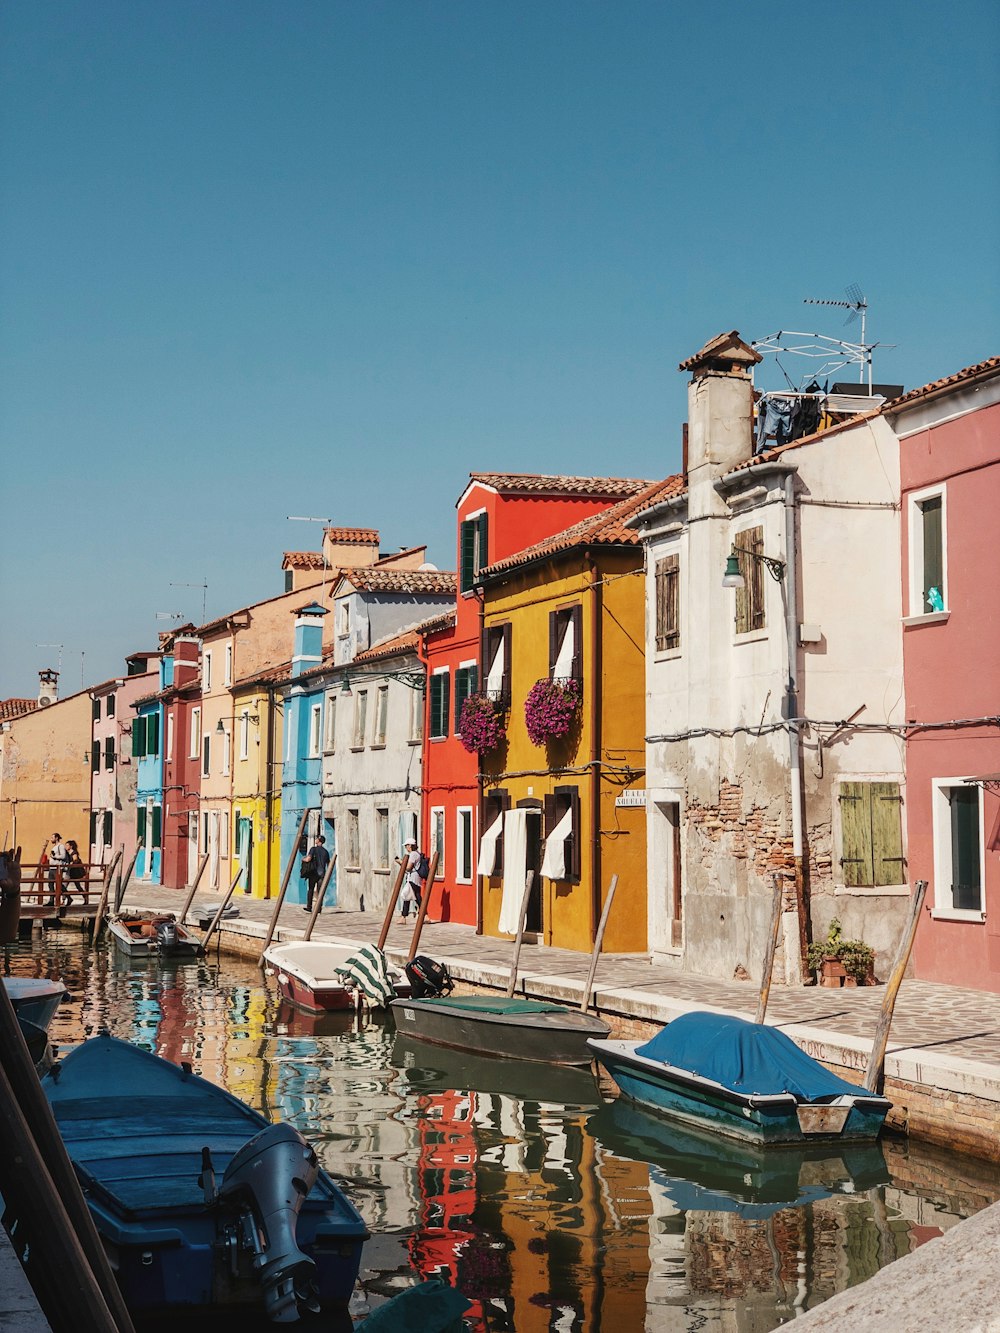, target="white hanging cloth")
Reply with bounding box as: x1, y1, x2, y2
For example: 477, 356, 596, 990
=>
554, 618, 574, 679
540, 807, 573, 880
499, 808, 529, 935
486, 635, 505, 695
477, 813, 503, 877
